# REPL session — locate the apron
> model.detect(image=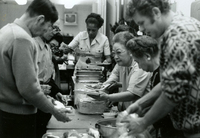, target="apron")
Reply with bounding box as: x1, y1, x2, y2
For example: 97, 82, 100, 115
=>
75, 49, 104, 70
